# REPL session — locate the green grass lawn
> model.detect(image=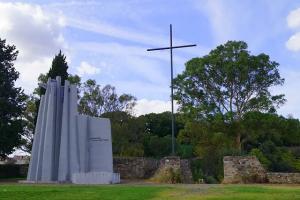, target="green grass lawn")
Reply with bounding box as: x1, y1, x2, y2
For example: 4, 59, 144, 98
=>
0, 184, 299, 200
